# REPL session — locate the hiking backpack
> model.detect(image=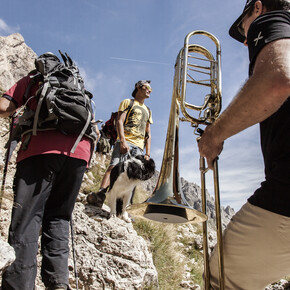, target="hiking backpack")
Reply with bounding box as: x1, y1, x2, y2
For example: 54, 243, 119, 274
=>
18, 51, 97, 153
102, 111, 119, 144
102, 99, 135, 144
102, 99, 151, 144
